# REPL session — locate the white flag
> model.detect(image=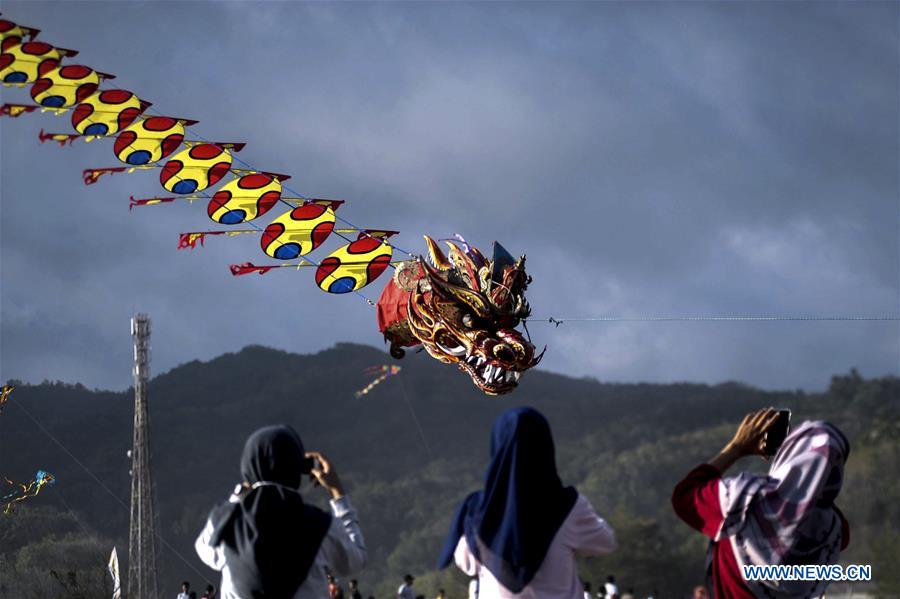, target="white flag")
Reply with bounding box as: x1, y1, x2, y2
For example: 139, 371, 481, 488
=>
108, 547, 121, 599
